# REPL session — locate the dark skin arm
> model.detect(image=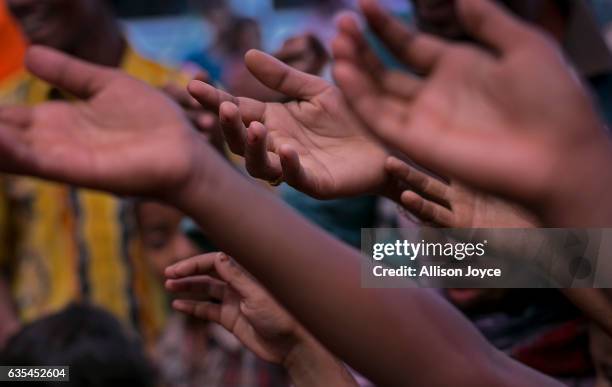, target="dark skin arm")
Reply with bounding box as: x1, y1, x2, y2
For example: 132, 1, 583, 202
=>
0, 45, 559, 386
165, 252, 358, 387
0, 0, 595, 383
332, 0, 612, 227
